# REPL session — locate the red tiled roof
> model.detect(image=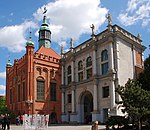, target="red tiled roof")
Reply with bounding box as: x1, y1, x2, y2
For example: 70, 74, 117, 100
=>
36, 46, 61, 59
